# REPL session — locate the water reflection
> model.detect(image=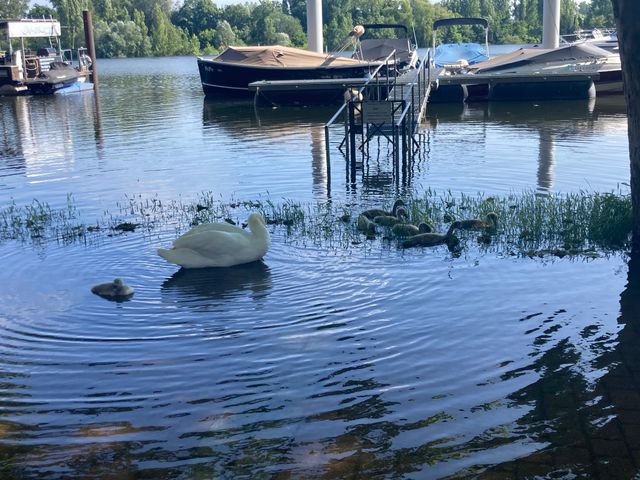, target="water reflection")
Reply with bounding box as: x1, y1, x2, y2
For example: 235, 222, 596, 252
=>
202, 98, 335, 135
426, 97, 628, 193
0, 94, 100, 181
202, 98, 333, 196
160, 261, 272, 304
